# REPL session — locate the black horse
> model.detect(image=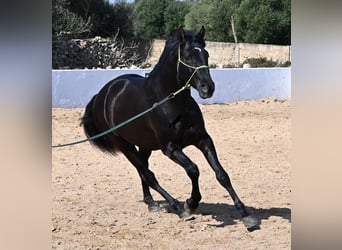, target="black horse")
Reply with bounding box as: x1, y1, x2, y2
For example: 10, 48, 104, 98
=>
81, 27, 258, 230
